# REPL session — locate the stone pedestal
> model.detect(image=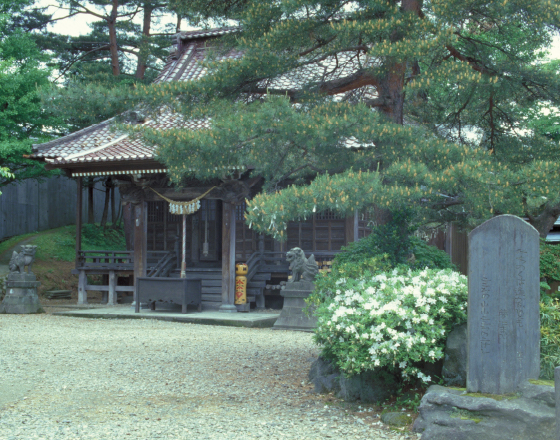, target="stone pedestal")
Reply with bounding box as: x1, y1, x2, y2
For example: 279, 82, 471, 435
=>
0, 273, 42, 314
272, 281, 317, 332
414, 383, 556, 440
